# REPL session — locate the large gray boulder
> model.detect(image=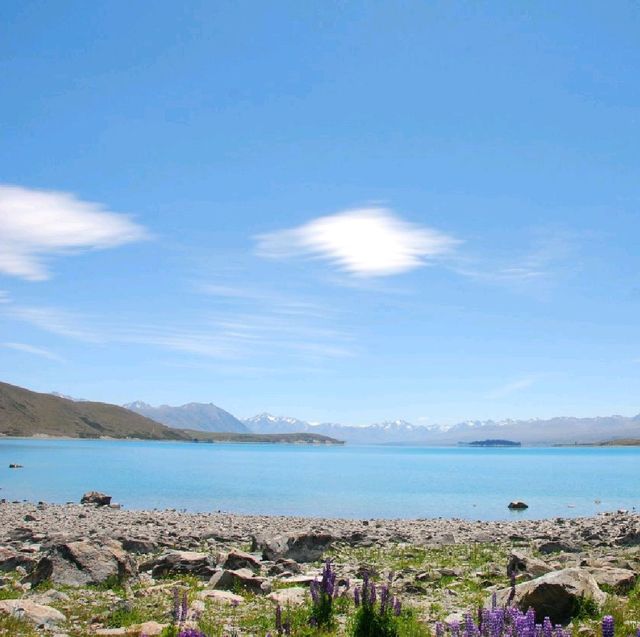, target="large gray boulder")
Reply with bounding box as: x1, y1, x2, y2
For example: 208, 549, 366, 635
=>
492, 568, 606, 624
254, 532, 337, 562
142, 550, 216, 579
27, 538, 135, 587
